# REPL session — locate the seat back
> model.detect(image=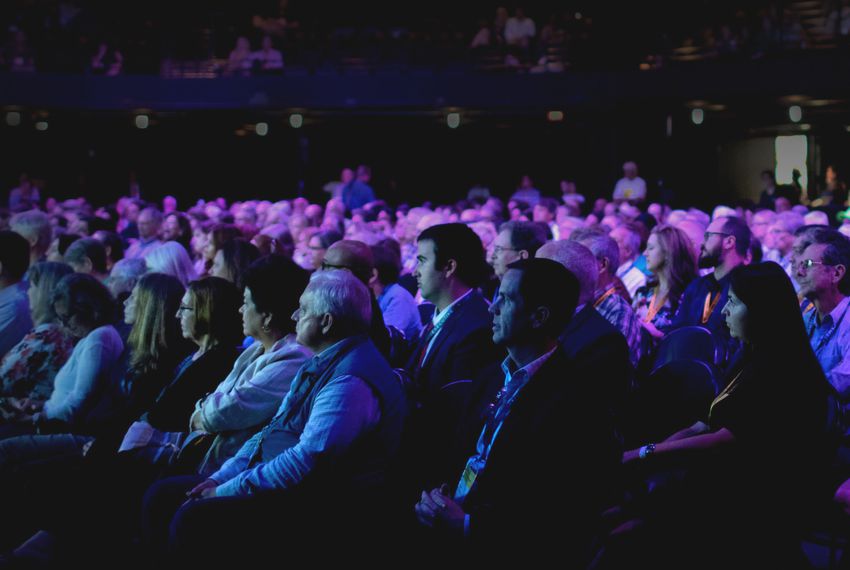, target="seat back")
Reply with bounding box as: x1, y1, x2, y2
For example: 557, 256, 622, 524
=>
653, 325, 719, 372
